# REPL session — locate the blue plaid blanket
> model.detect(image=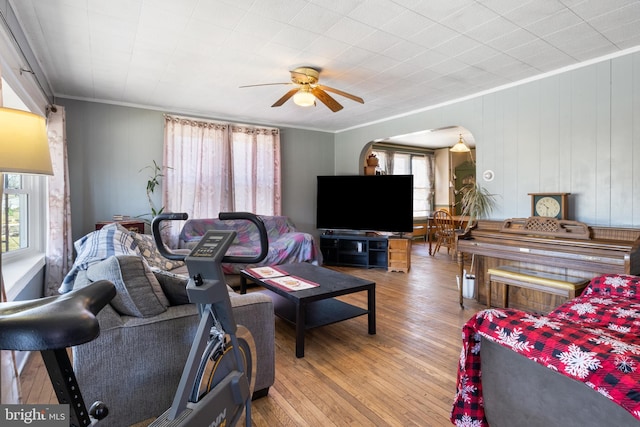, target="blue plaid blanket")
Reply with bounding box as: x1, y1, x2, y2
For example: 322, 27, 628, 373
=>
59, 223, 140, 293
